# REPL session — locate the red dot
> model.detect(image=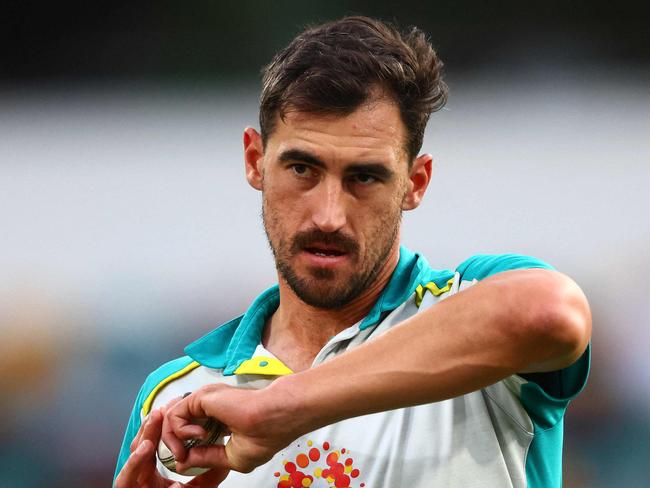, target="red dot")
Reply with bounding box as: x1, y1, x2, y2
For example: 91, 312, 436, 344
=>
323, 441, 330, 450
274, 471, 280, 477
331, 462, 345, 475
351, 469, 360, 478
277, 481, 291, 488
309, 447, 321, 462
284, 461, 296, 473
345, 458, 353, 466
360, 484, 365, 487
333, 473, 350, 487
341, 448, 346, 453
326, 451, 339, 466
296, 453, 309, 468
289, 470, 307, 484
